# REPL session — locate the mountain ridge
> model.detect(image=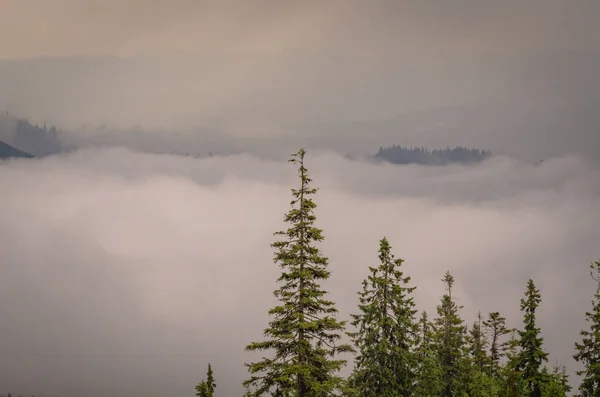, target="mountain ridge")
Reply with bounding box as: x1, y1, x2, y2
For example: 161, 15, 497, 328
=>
0, 139, 34, 159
